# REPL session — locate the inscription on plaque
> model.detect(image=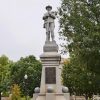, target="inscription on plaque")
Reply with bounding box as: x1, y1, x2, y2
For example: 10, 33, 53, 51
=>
45, 67, 56, 84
